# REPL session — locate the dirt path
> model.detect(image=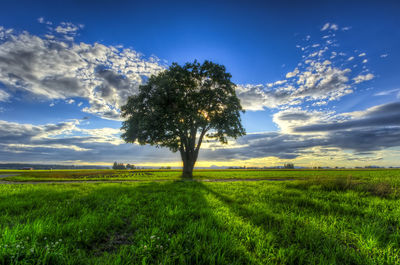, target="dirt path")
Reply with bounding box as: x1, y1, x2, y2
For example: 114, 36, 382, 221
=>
0, 177, 296, 184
